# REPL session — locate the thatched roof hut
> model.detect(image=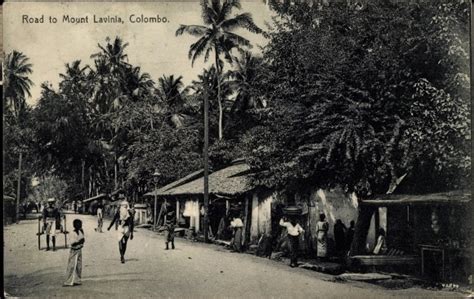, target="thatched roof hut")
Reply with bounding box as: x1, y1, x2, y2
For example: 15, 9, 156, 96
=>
157, 160, 253, 197
145, 169, 204, 197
